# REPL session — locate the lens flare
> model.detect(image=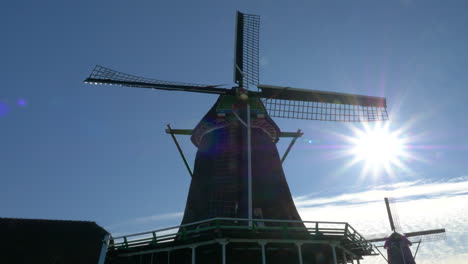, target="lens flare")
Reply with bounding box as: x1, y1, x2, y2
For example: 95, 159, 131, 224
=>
333, 122, 414, 180
351, 127, 405, 169
17, 98, 27, 107
0, 101, 9, 117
